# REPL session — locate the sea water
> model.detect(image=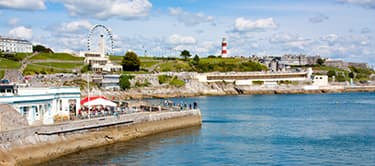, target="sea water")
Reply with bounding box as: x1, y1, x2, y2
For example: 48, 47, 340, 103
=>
43, 92, 375, 165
